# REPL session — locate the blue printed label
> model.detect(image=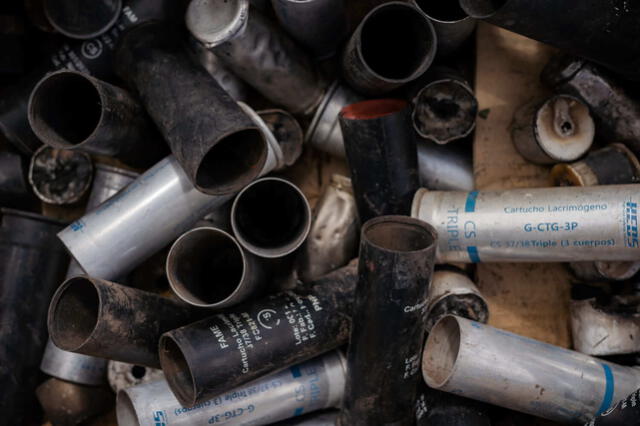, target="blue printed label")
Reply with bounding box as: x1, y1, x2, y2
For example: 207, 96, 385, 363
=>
624, 201, 638, 248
